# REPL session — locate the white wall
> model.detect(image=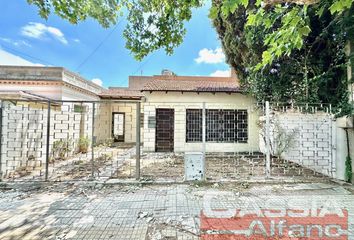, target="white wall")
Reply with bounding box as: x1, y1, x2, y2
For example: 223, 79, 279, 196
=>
260, 112, 336, 178
143, 92, 260, 153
